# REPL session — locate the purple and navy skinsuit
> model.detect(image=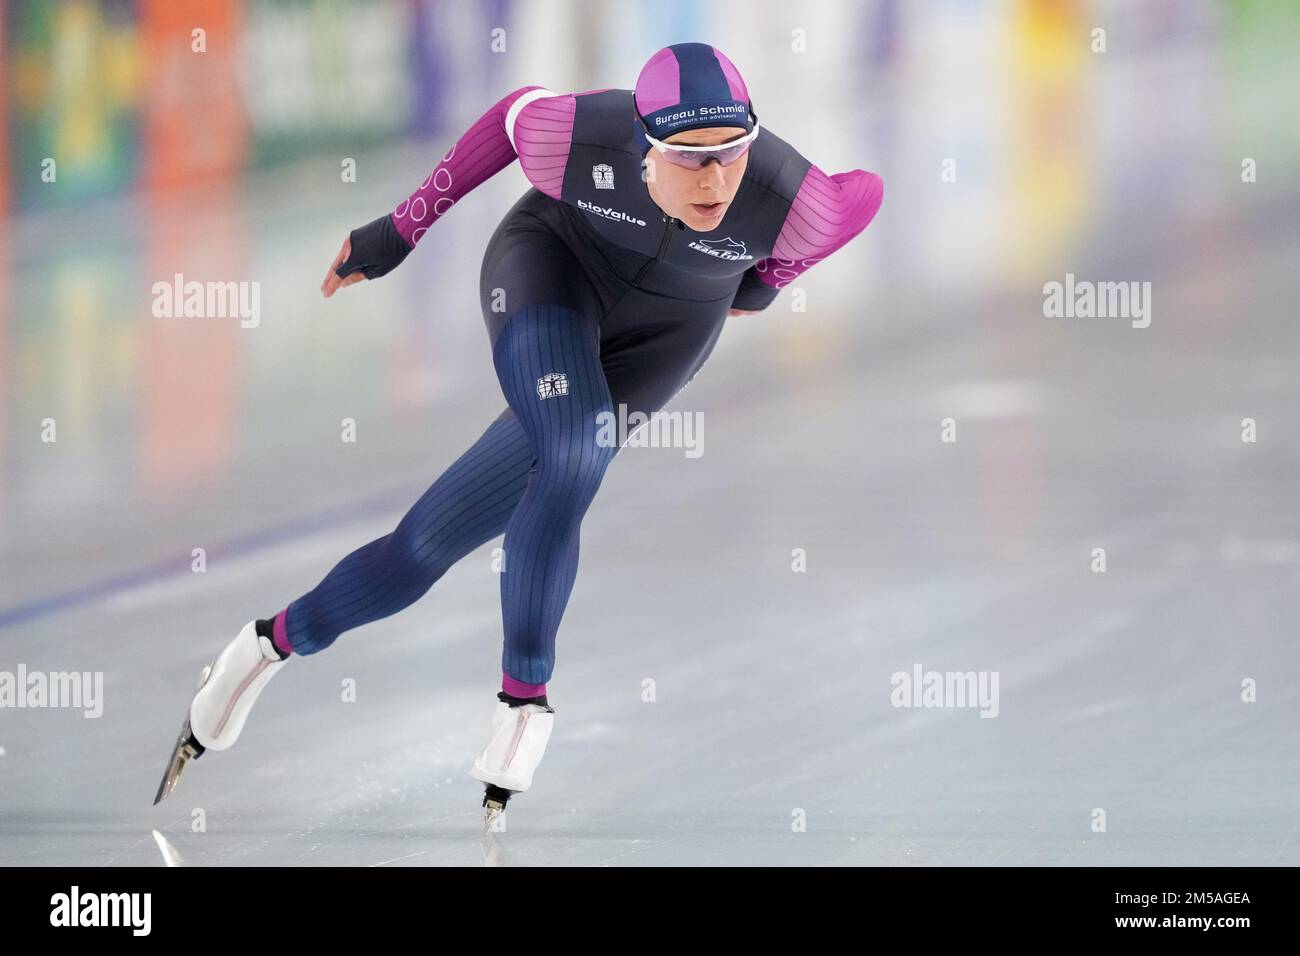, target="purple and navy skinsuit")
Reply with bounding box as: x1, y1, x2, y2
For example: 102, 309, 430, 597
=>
270, 86, 884, 700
